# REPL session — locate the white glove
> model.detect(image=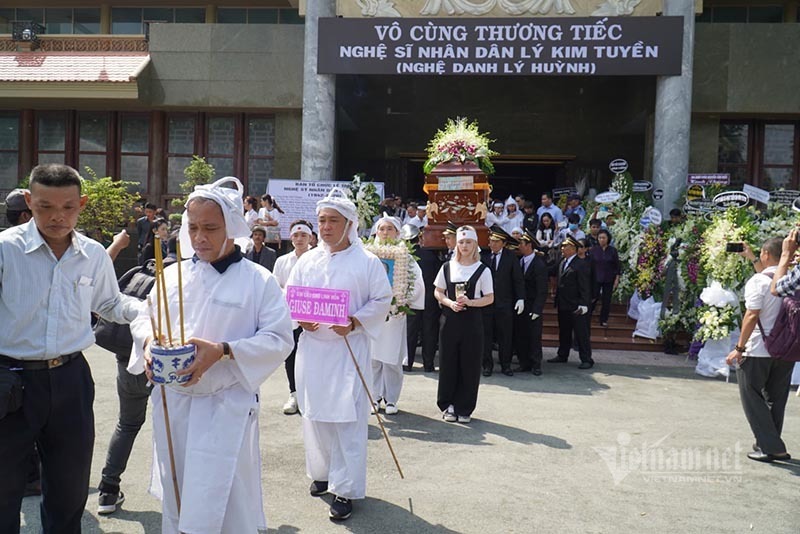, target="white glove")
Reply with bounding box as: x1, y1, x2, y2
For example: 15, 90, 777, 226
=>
531, 313, 540, 321
576, 306, 588, 315
514, 300, 525, 315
